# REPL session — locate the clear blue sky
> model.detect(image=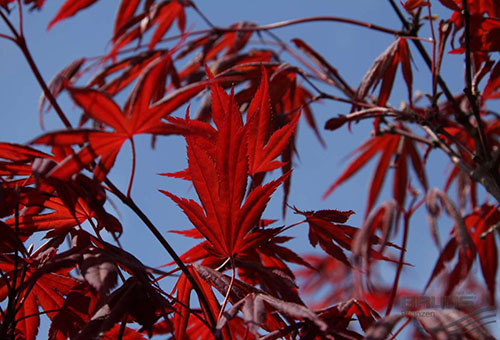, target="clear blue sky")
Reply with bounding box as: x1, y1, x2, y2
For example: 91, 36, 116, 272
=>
1, 0, 498, 337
